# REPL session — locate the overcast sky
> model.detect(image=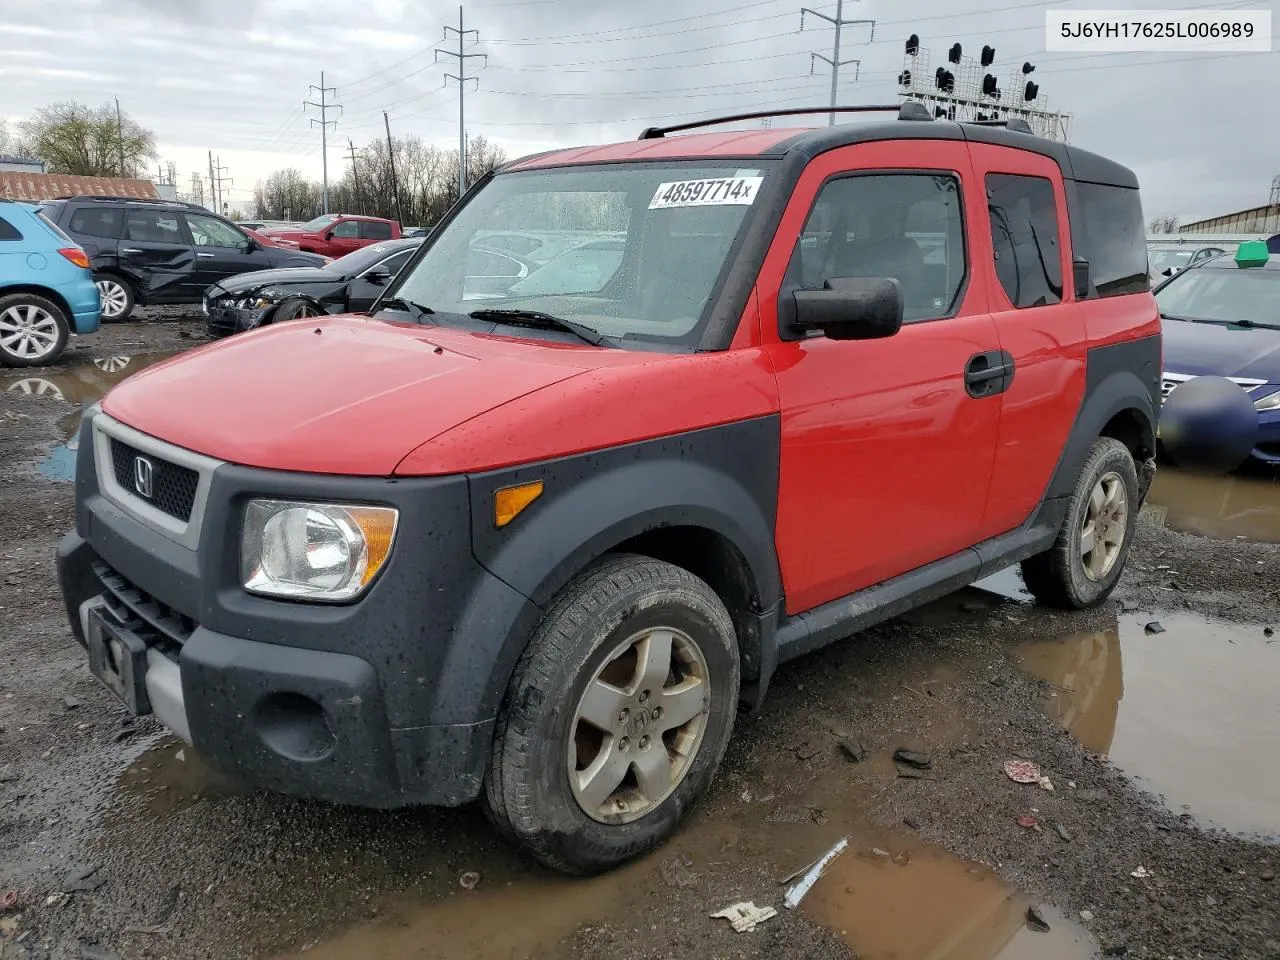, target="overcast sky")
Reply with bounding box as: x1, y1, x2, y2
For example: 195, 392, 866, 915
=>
2, 0, 1276, 221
